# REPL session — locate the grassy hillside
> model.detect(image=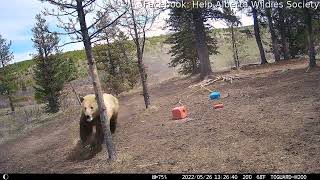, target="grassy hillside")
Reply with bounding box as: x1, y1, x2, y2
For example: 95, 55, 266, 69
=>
8, 25, 271, 90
